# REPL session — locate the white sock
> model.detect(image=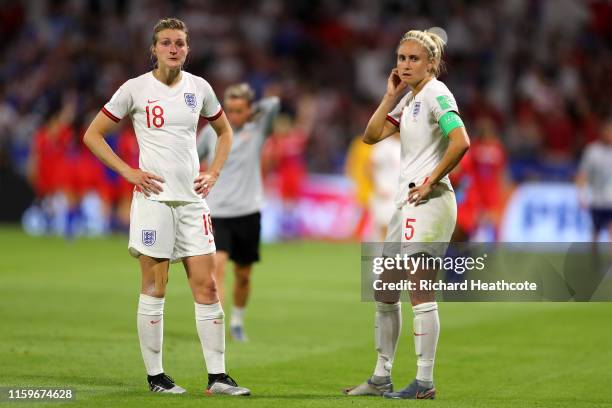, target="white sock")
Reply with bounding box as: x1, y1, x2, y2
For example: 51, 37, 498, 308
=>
195, 302, 226, 374
413, 302, 440, 386
373, 301, 402, 378
230, 306, 244, 327
137, 294, 165, 376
